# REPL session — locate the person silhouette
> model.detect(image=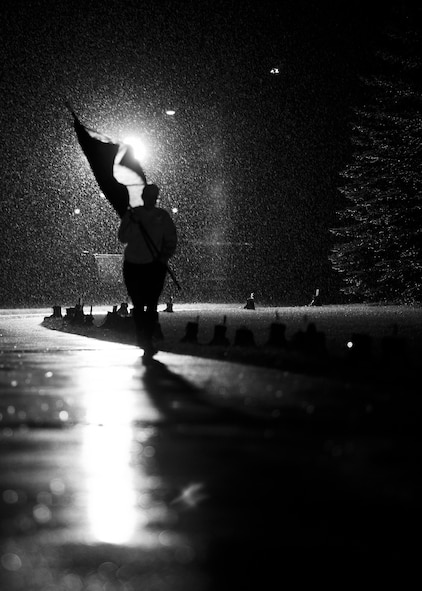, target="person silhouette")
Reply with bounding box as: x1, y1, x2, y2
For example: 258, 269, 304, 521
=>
118, 183, 177, 360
